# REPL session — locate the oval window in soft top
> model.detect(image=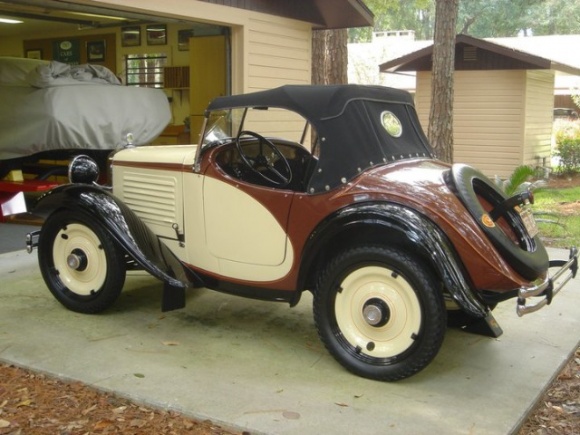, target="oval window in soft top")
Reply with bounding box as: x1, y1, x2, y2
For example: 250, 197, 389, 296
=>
381, 111, 403, 138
